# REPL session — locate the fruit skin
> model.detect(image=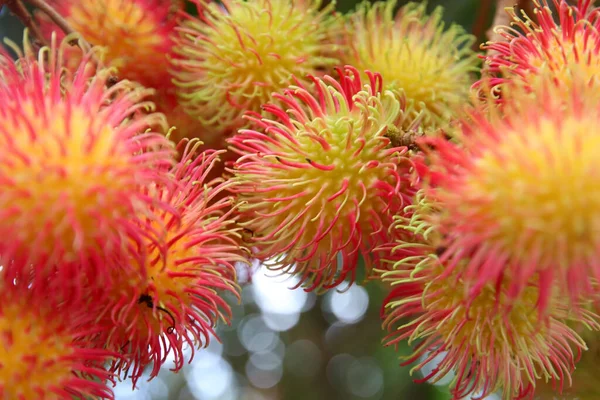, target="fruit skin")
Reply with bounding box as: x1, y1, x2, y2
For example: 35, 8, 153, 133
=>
83, 140, 245, 385
341, 0, 479, 131
228, 66, 423, 291
0, 33, 176, 298
171, 0, 341, 135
